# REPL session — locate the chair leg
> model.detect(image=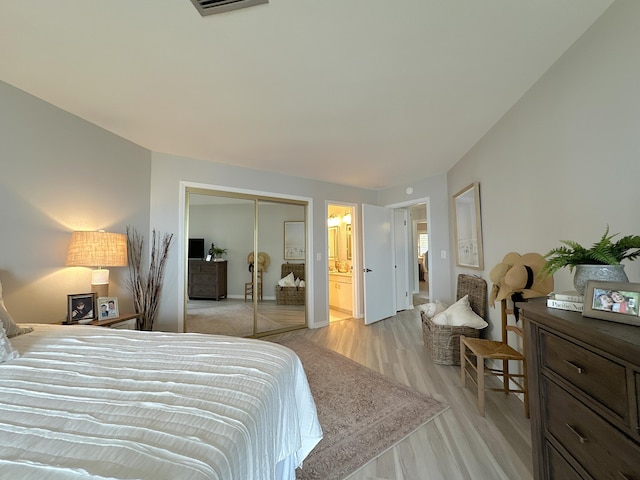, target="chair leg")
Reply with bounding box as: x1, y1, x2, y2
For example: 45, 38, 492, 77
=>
460, 336, 467, 387
503, 359, 510, 395
477, 354, 485, 416
523, 357, 530, 418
